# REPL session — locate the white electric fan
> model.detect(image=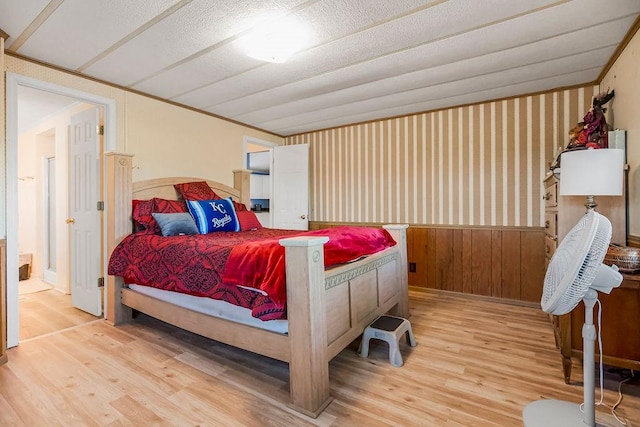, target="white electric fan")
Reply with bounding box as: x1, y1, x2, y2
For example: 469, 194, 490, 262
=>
522, 210, 622, 427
